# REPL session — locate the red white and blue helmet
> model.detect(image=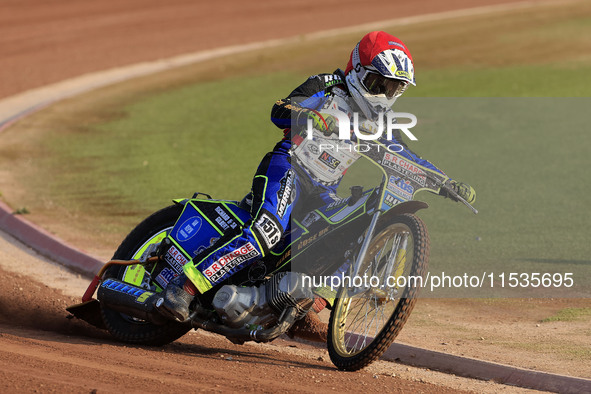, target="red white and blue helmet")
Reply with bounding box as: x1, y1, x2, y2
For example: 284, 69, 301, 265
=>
345, 31, 416, 118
